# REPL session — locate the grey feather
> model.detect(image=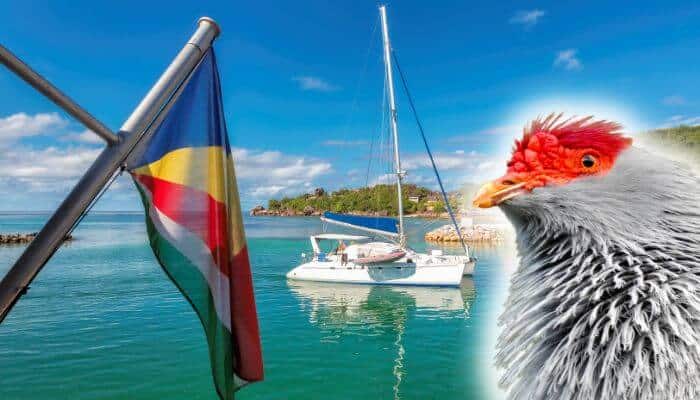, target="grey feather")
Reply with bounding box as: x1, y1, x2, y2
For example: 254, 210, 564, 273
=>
496, 147, 700, 400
